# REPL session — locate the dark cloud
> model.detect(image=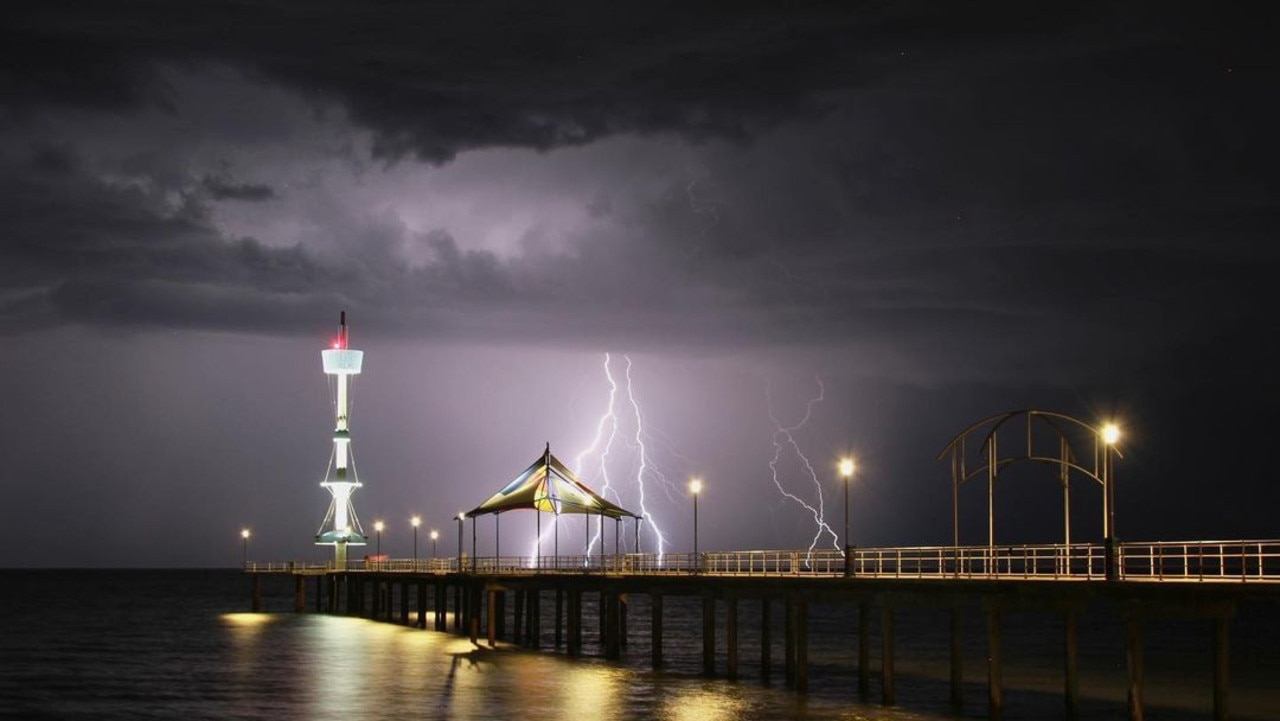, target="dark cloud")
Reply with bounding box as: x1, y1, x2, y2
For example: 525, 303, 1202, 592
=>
5, 1, 1187, 163
201, 175, 278, 202
2, 1, 1280, 567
